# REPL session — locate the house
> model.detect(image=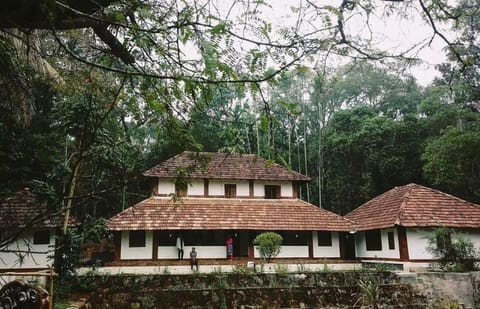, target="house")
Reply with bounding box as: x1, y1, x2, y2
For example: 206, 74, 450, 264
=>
108, 151, 354, 263
0, 188, 75, 271
345, 183, 480, 269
